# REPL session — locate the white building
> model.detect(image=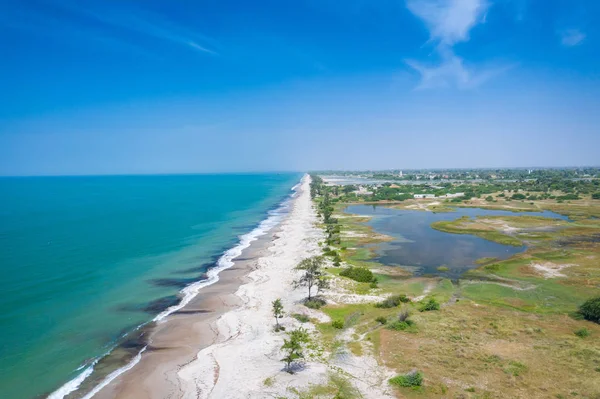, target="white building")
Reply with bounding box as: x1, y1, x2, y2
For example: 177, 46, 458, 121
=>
414, 194, 436, 199
439, 192, 465, 198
